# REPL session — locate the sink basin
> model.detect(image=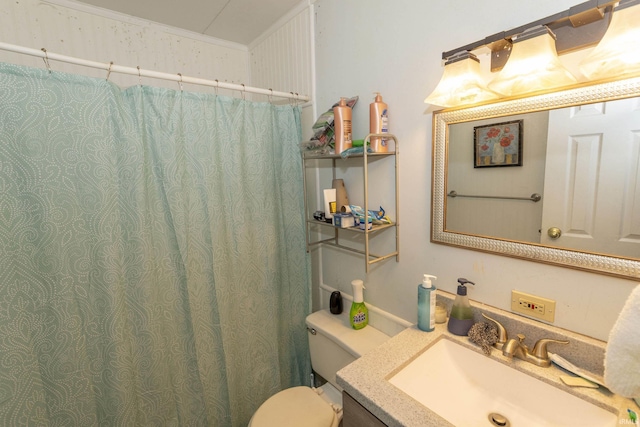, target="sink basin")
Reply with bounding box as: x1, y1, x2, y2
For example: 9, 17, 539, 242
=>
388, 337, 617, 427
